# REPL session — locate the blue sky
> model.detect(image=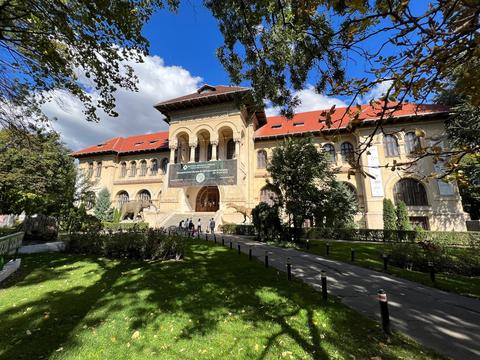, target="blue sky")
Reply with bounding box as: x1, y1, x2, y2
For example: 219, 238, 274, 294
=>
47, 2, 424, 150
